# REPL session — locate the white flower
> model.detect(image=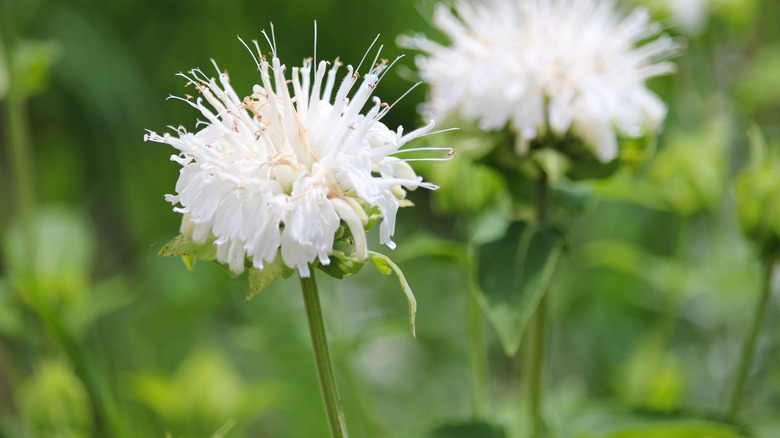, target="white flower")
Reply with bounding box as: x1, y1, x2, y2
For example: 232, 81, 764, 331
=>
146, 36, 447, 277
400, 0, 680, 162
